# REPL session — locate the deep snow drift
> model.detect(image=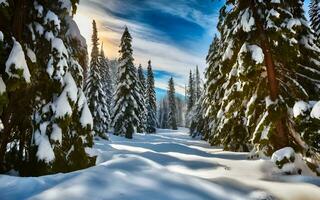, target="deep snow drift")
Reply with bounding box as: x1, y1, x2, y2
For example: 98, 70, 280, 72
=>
0, 128, 320, 200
